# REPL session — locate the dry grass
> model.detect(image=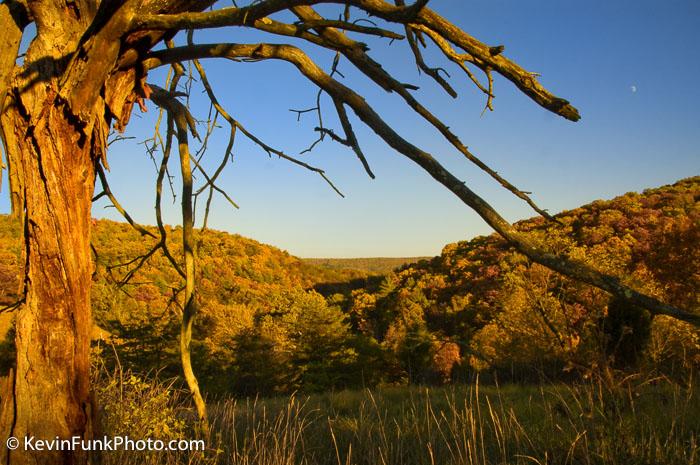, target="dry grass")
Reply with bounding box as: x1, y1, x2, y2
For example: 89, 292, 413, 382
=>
96, 371, 699, 465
